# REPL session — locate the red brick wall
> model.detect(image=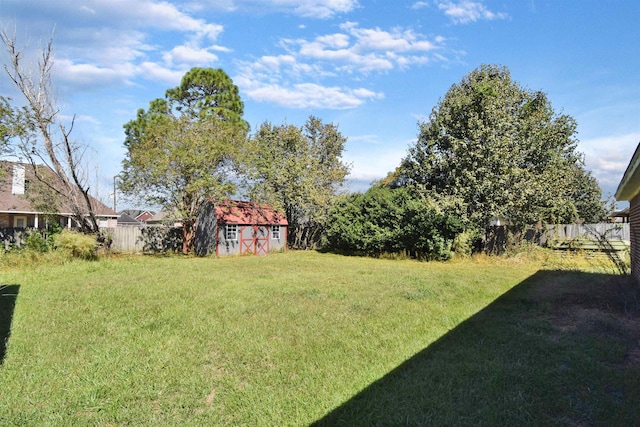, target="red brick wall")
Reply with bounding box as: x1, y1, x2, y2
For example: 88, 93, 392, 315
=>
630, 194, 640, 282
